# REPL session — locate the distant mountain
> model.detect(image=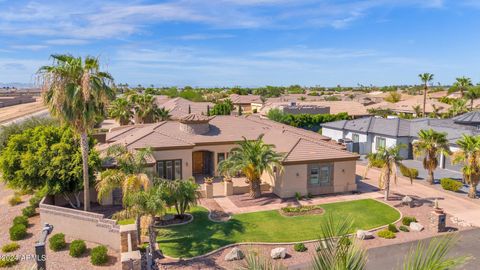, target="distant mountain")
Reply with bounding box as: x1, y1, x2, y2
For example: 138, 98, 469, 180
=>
0, 82, 34, 89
